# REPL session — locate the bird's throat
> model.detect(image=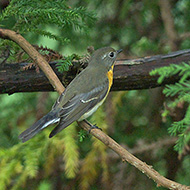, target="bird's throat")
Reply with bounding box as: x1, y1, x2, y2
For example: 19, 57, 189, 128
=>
107, 65, 114, 90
